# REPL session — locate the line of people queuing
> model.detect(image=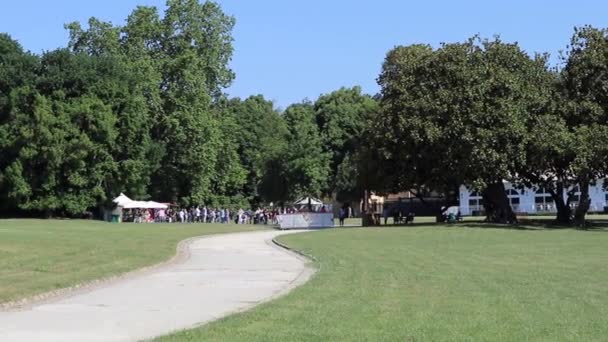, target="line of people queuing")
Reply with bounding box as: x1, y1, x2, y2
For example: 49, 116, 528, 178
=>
122, 207, 280, 225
